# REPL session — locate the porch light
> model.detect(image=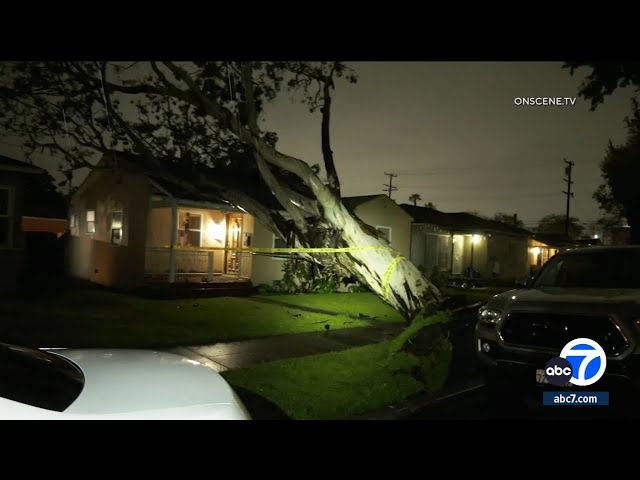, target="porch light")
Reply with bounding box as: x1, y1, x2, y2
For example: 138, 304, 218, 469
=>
472, 234, 481, 245
531, 247, 540, 256
207, 221, 226, 242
